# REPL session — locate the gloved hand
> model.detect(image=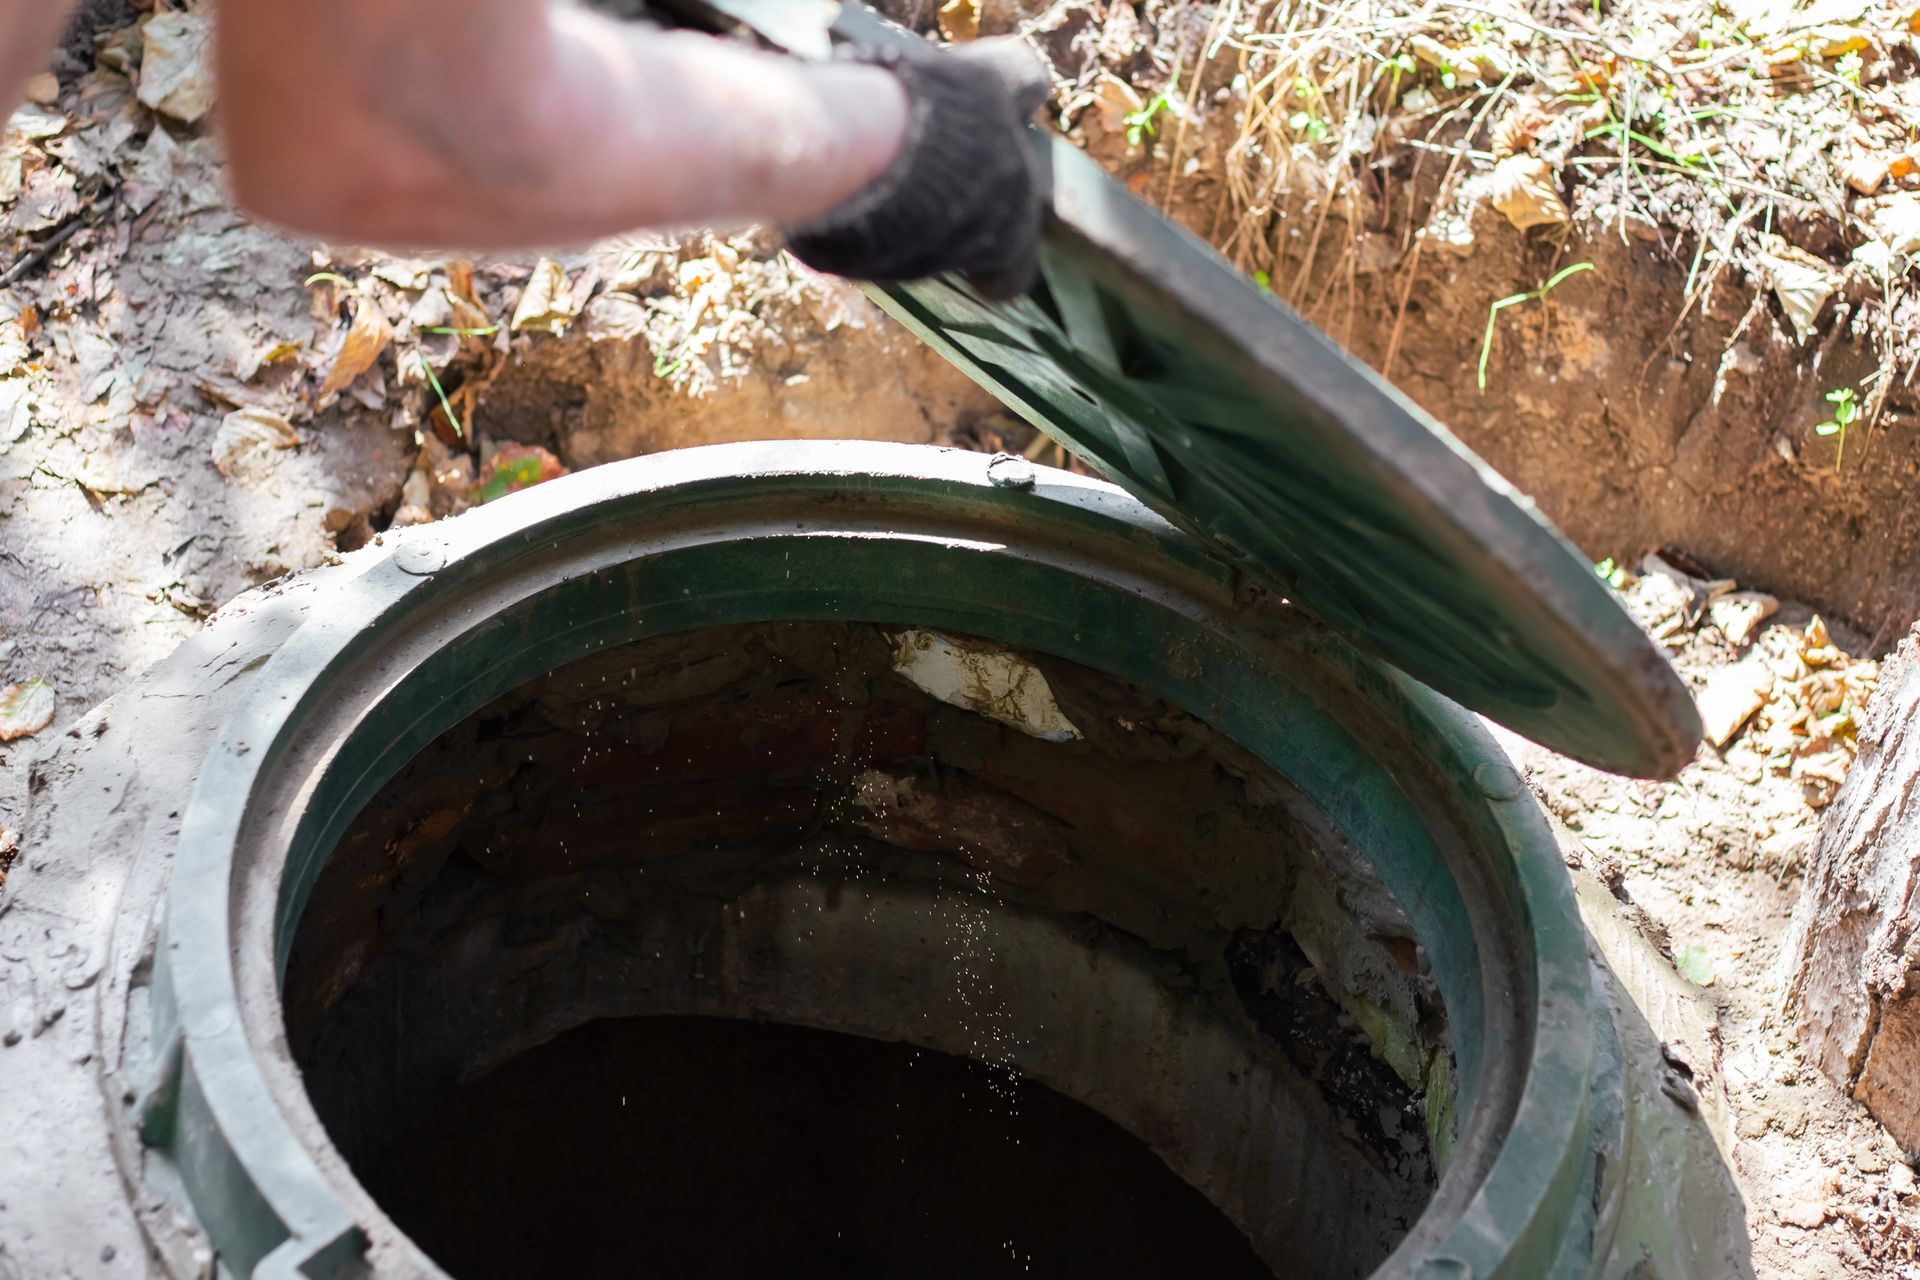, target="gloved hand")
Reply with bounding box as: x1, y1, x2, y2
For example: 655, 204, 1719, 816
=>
783, 37, 1050, 300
